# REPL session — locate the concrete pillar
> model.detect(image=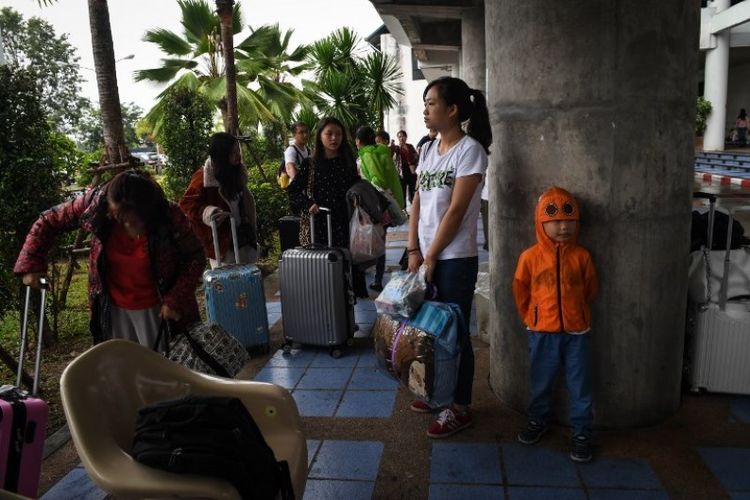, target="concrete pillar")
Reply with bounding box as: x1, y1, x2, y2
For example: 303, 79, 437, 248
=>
703, 0, 731, 151
486, 1, 698, 428
461, 5, 486, 92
